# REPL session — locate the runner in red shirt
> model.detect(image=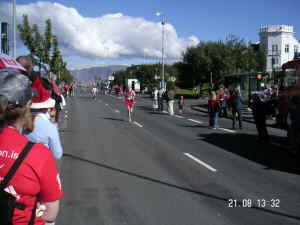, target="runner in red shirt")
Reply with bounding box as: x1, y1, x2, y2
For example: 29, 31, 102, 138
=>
0, 69, 63, 225
124, 87, 136, 122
